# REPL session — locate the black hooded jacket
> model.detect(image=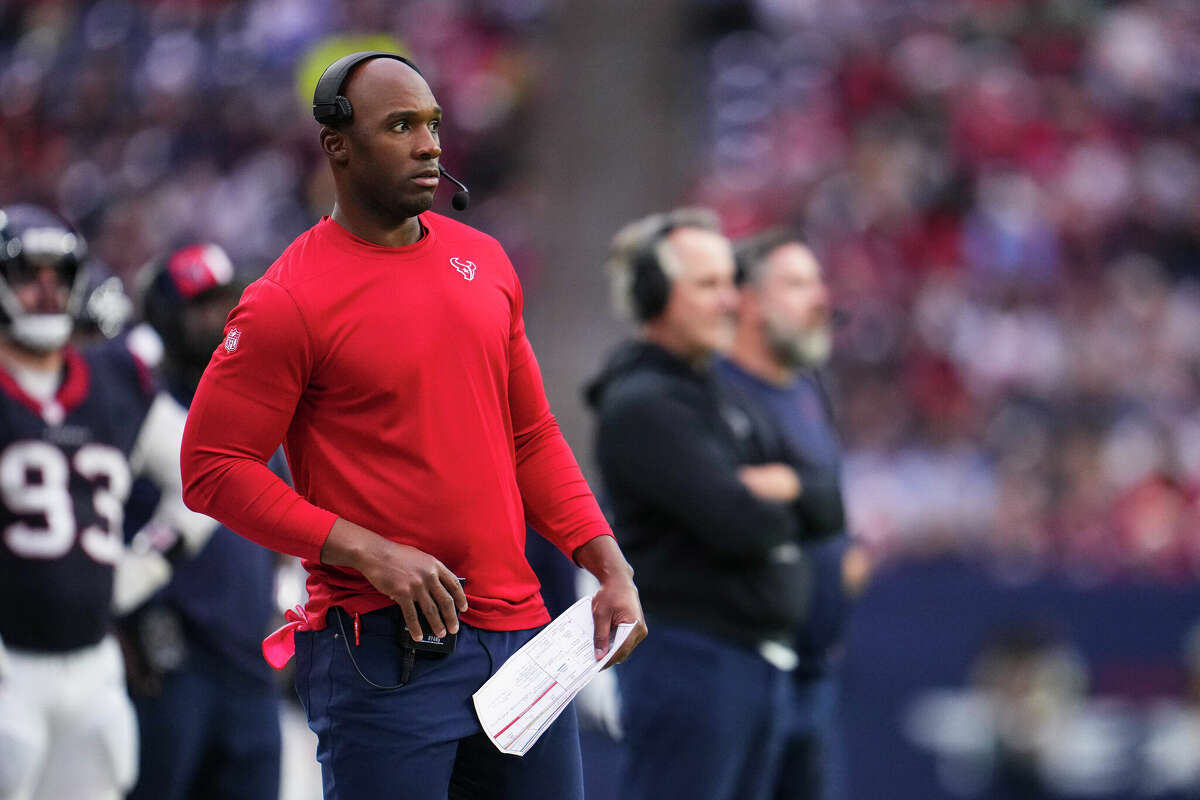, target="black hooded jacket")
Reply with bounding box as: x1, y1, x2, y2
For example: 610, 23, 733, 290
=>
584, 340, 808, 650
